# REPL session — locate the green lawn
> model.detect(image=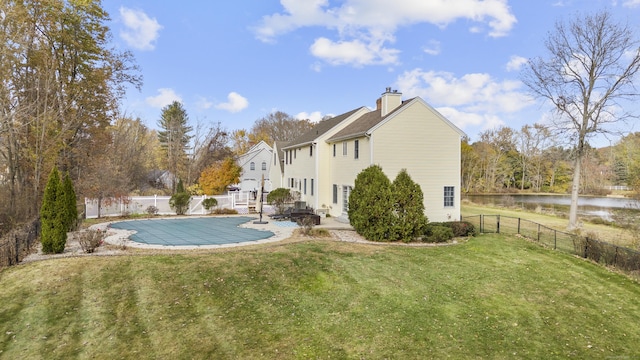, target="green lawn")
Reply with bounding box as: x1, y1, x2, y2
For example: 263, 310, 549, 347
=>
462, 202, 638, 247
1, 236, 640, 359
